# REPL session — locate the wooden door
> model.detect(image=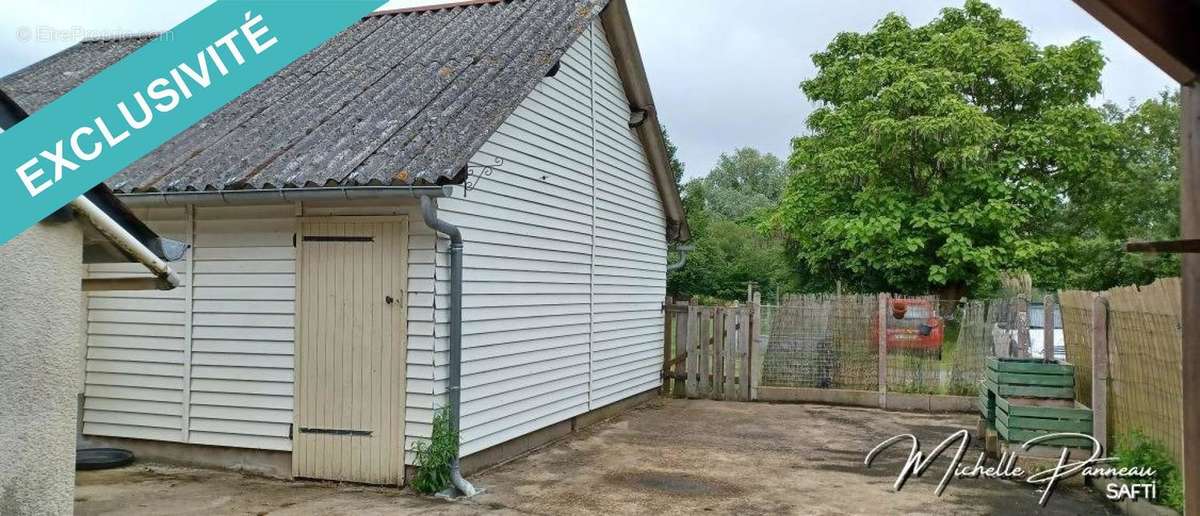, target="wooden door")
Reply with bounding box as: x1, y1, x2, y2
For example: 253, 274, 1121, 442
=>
294, 218, 407, 484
